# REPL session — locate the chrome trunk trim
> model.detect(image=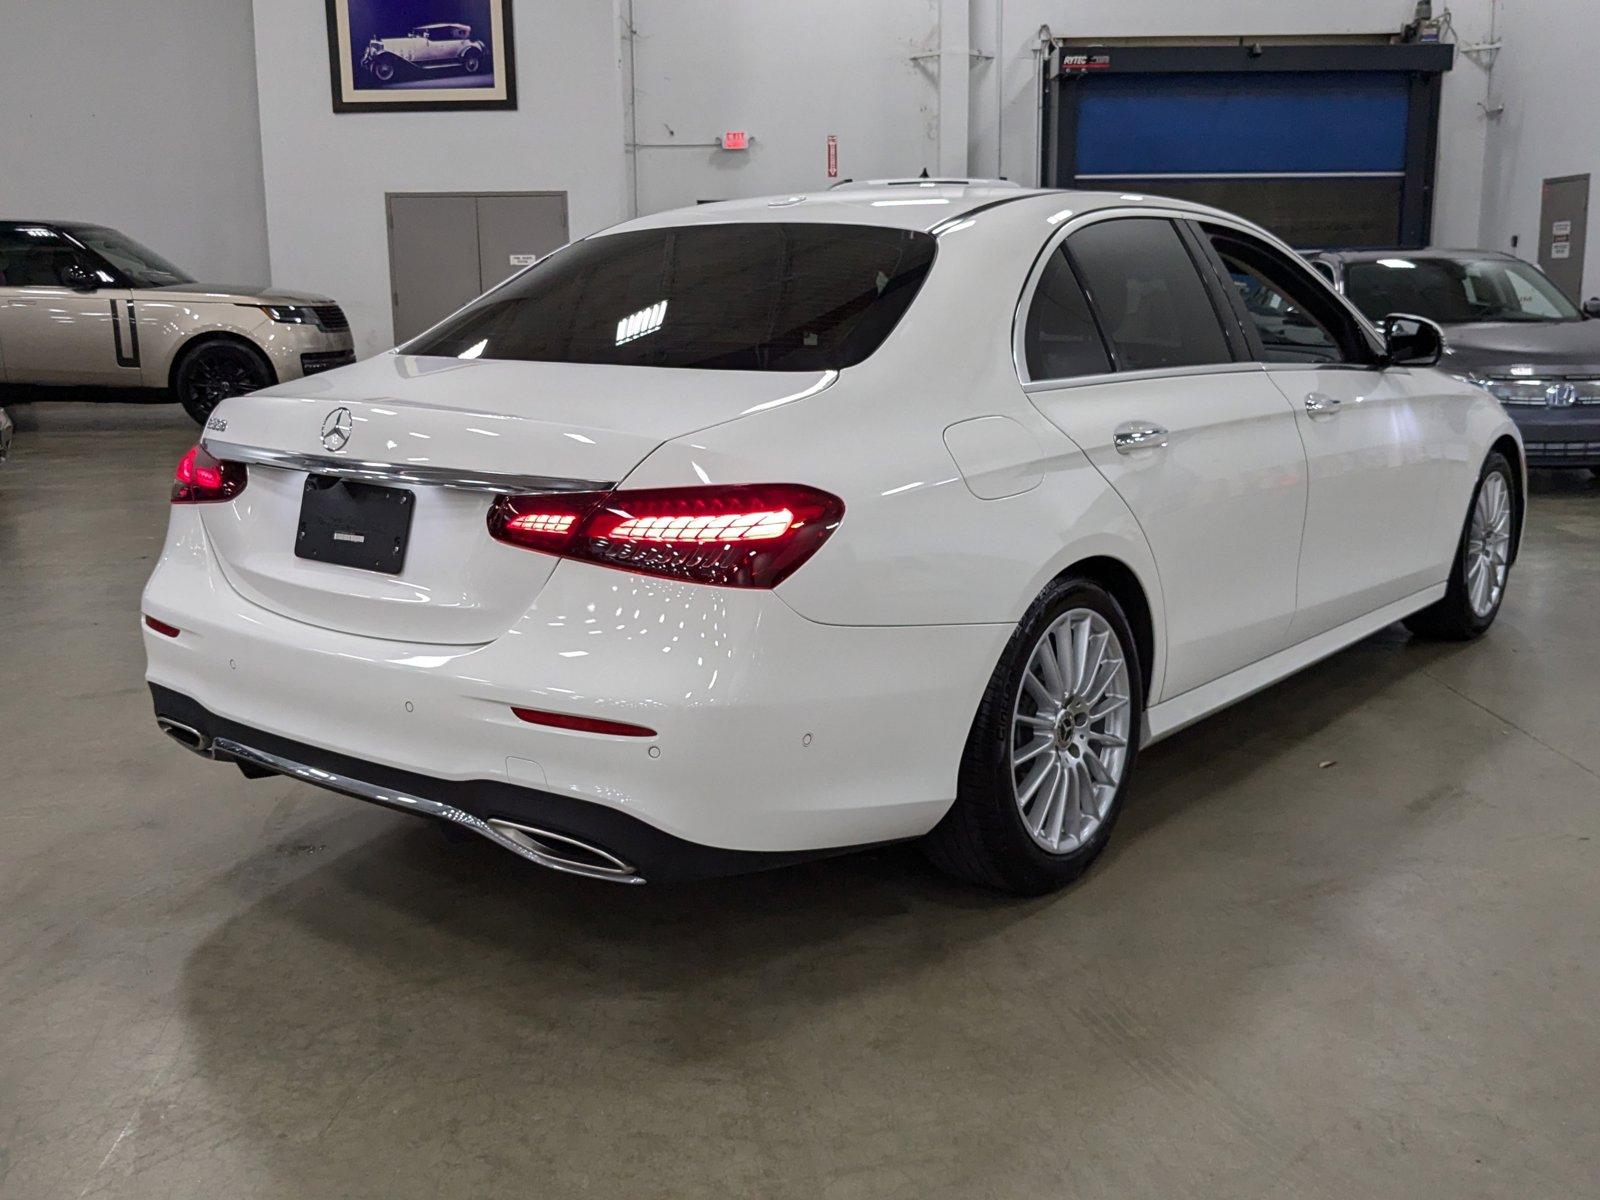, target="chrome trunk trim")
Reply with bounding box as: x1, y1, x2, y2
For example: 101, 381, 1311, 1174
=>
202, 439, 613, 496
209, 737, 646, 884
